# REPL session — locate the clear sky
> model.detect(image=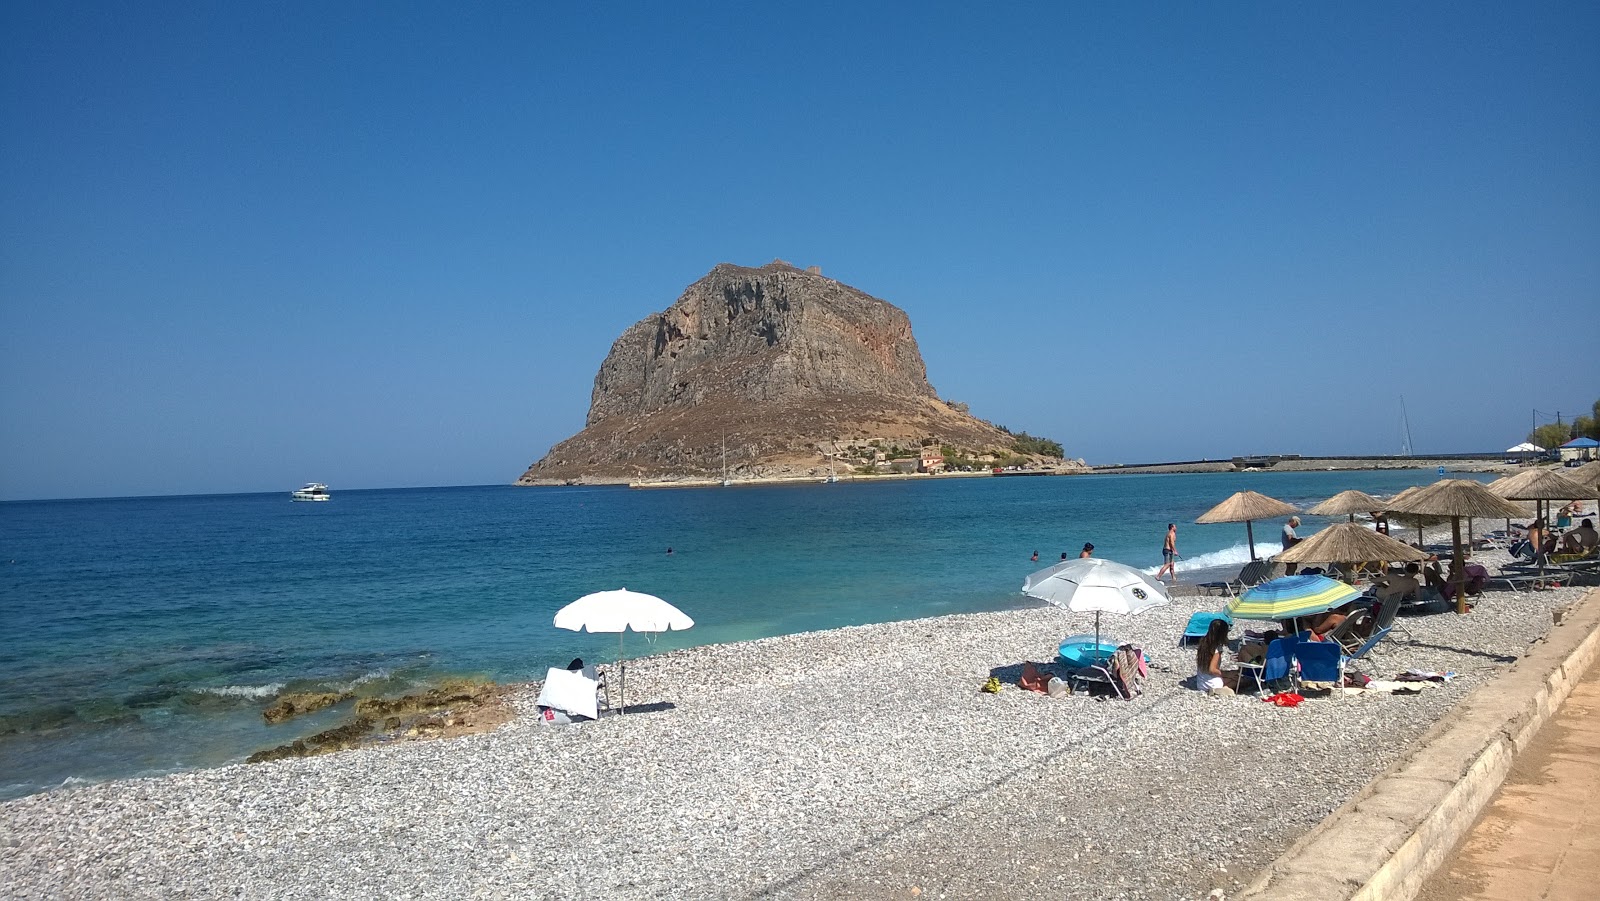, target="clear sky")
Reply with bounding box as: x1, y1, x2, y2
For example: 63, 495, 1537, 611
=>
3, 2, 1597, 500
